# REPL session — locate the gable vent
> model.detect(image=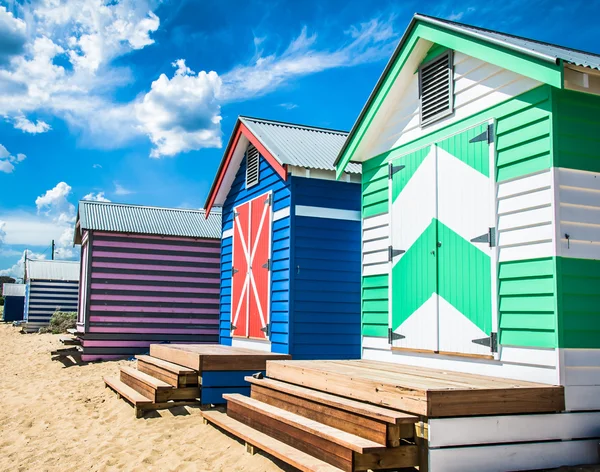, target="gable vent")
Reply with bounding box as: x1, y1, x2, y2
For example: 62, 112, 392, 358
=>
419, 50, 454, 127
246, 144, 260, 188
